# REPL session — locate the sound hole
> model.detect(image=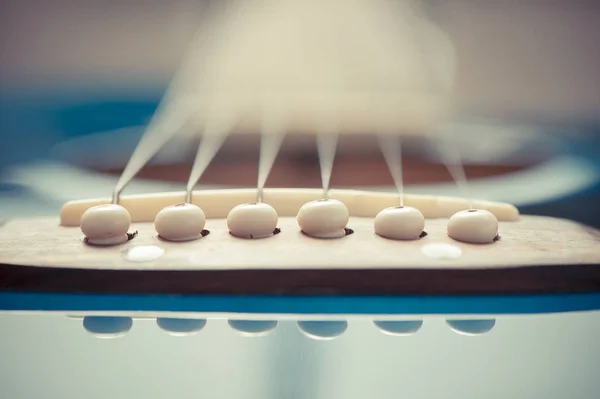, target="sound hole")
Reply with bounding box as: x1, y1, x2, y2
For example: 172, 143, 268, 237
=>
101, 155, 529, 188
